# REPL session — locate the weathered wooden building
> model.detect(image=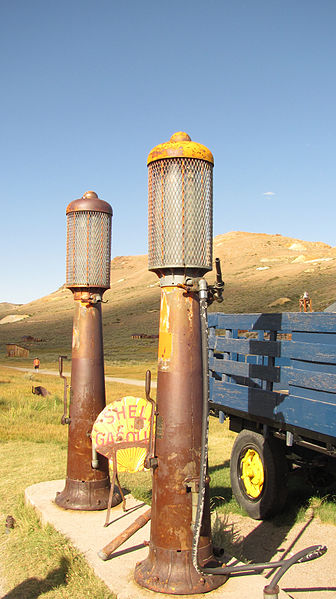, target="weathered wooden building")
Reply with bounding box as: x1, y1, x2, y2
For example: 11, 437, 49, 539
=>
6, 344, 30, 358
